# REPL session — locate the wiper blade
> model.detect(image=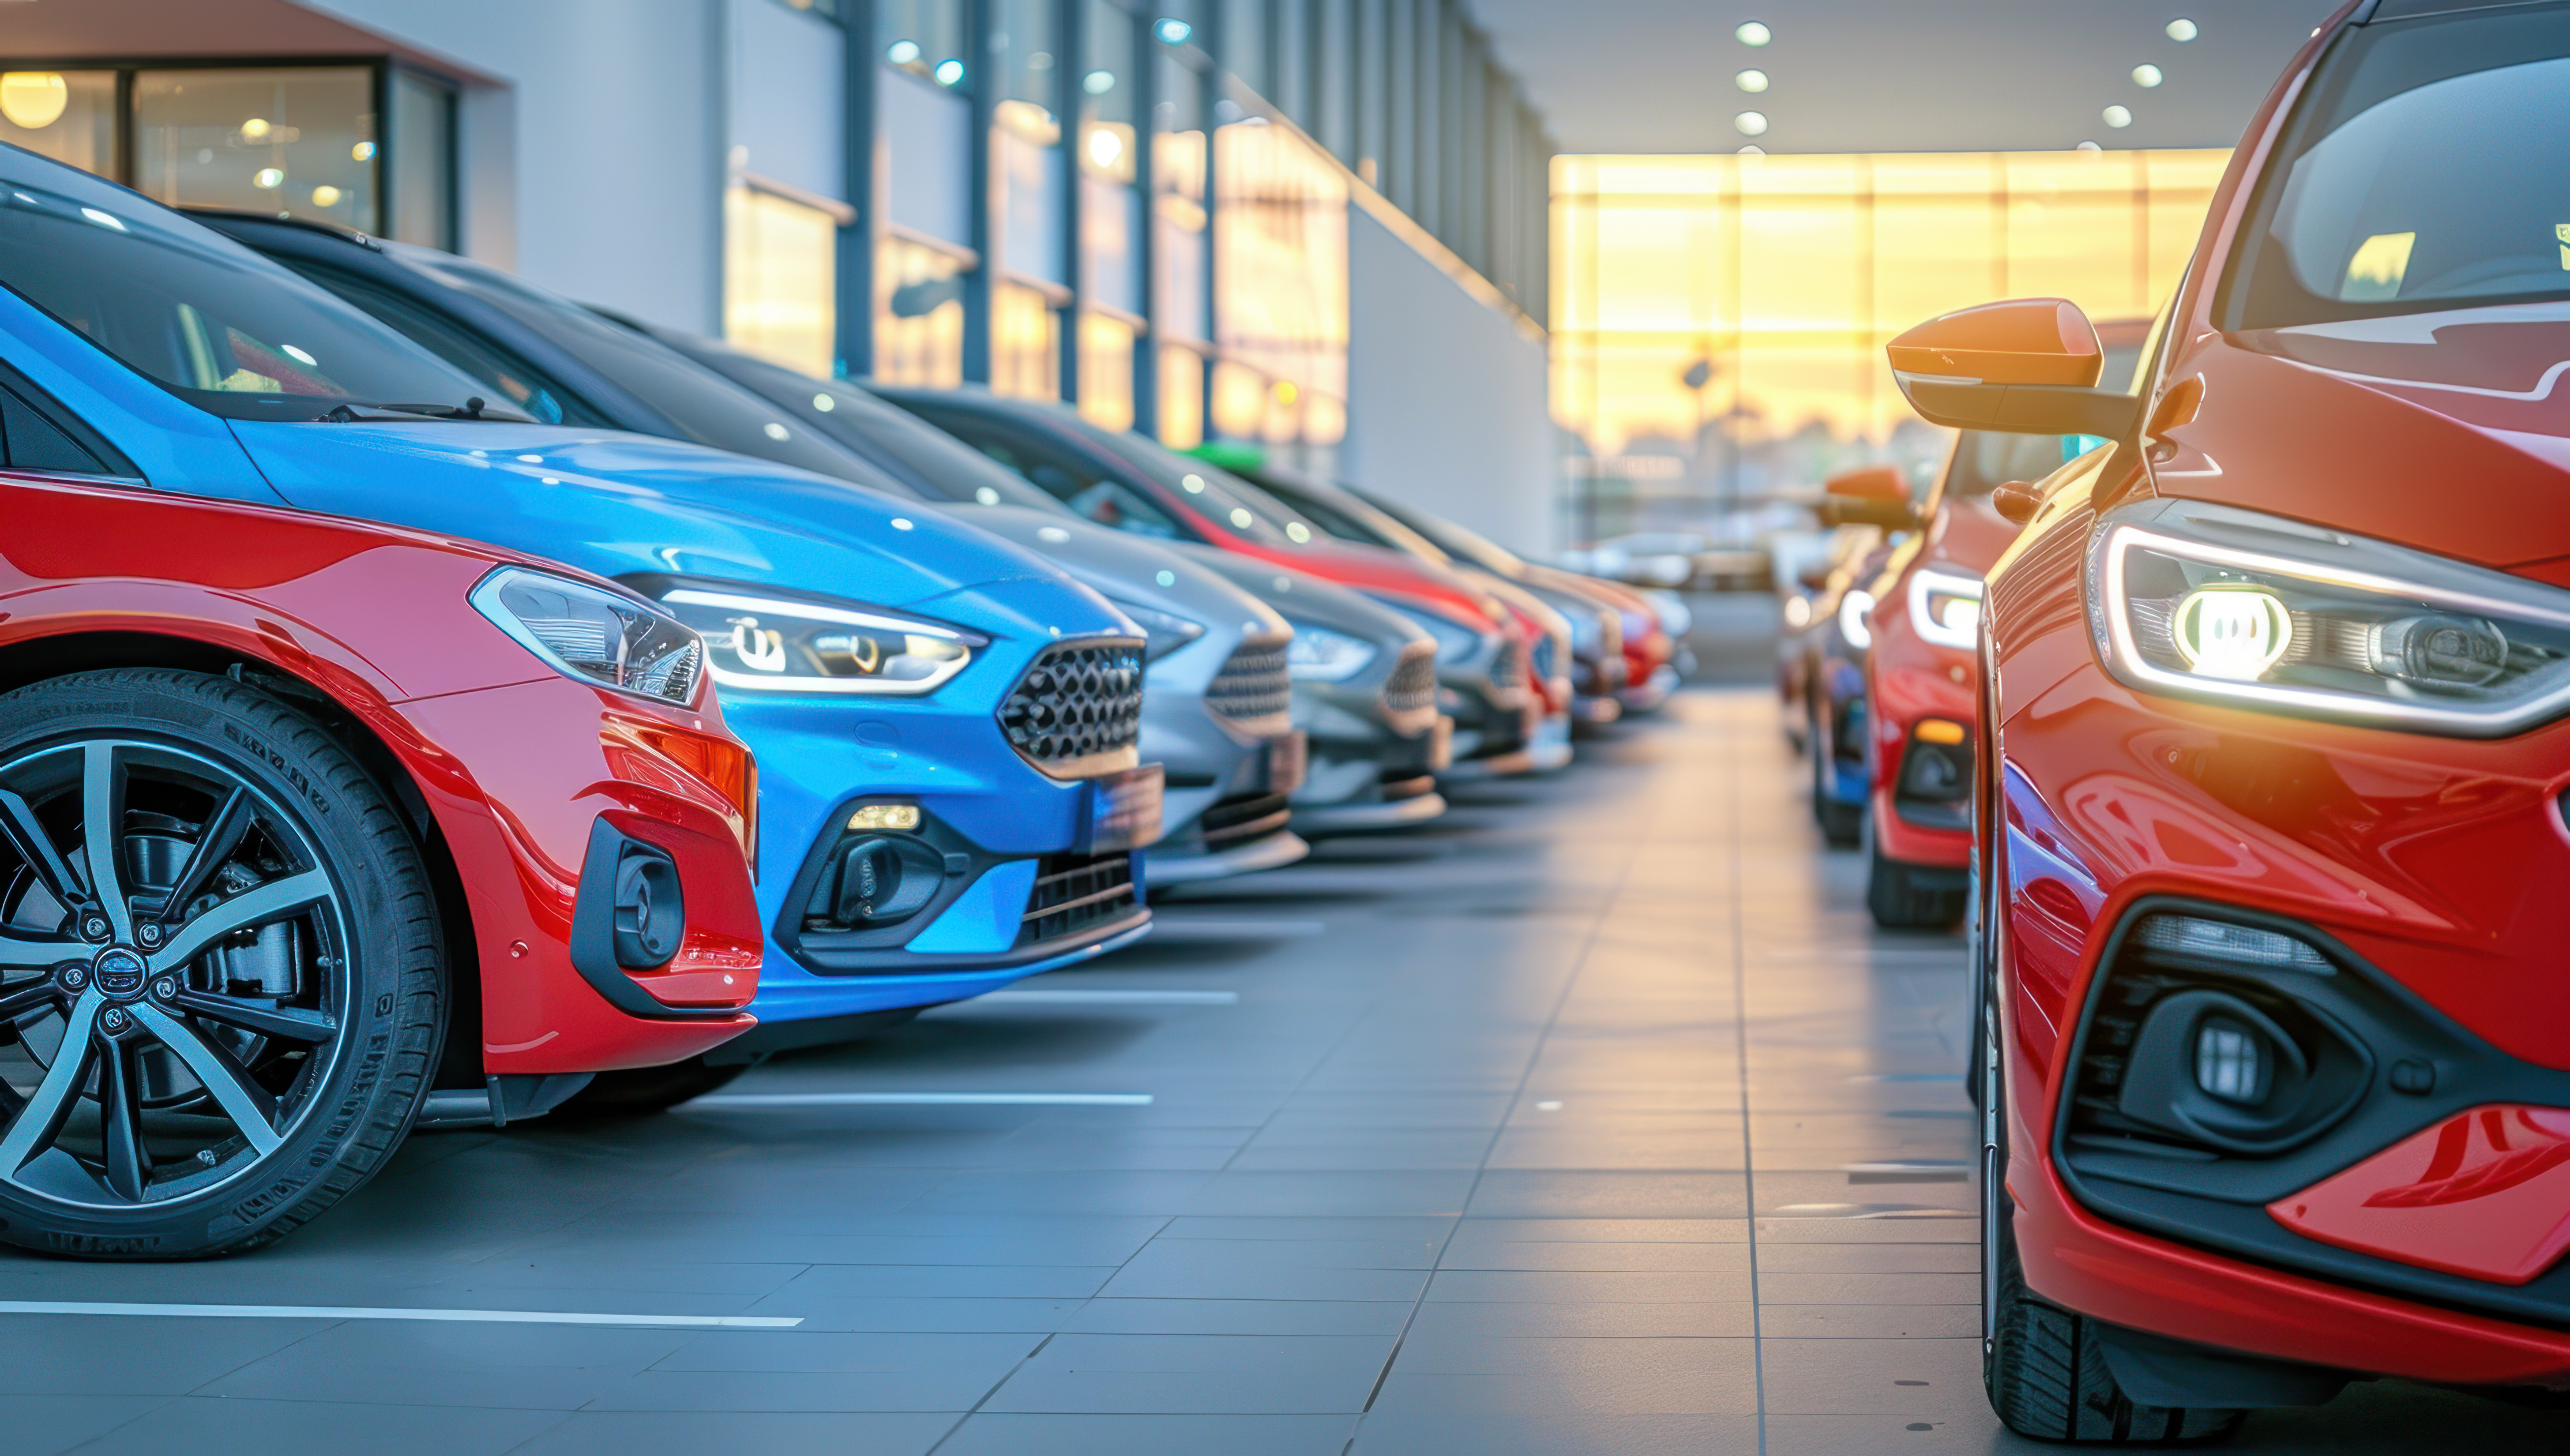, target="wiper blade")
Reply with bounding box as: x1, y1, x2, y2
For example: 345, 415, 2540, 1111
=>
316, 396, 513, 423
